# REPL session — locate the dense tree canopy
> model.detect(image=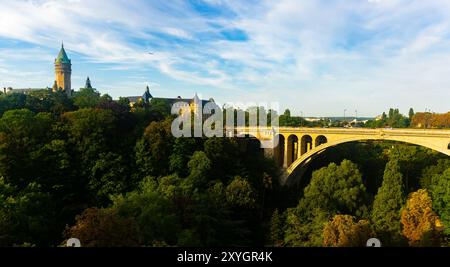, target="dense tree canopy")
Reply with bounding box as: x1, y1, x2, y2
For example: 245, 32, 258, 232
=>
298, 160, 369, 218
429, 167, 450, 236
371, 160, 406, 245
0, 90, 448, 247
364, 108, 411, 128
284, 160, 369, 246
